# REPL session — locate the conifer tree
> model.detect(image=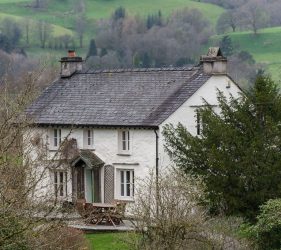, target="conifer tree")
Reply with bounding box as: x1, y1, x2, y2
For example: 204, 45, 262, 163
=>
163, 75, 281, 220
86, 39, 97, 59
219, 35, 234, 57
